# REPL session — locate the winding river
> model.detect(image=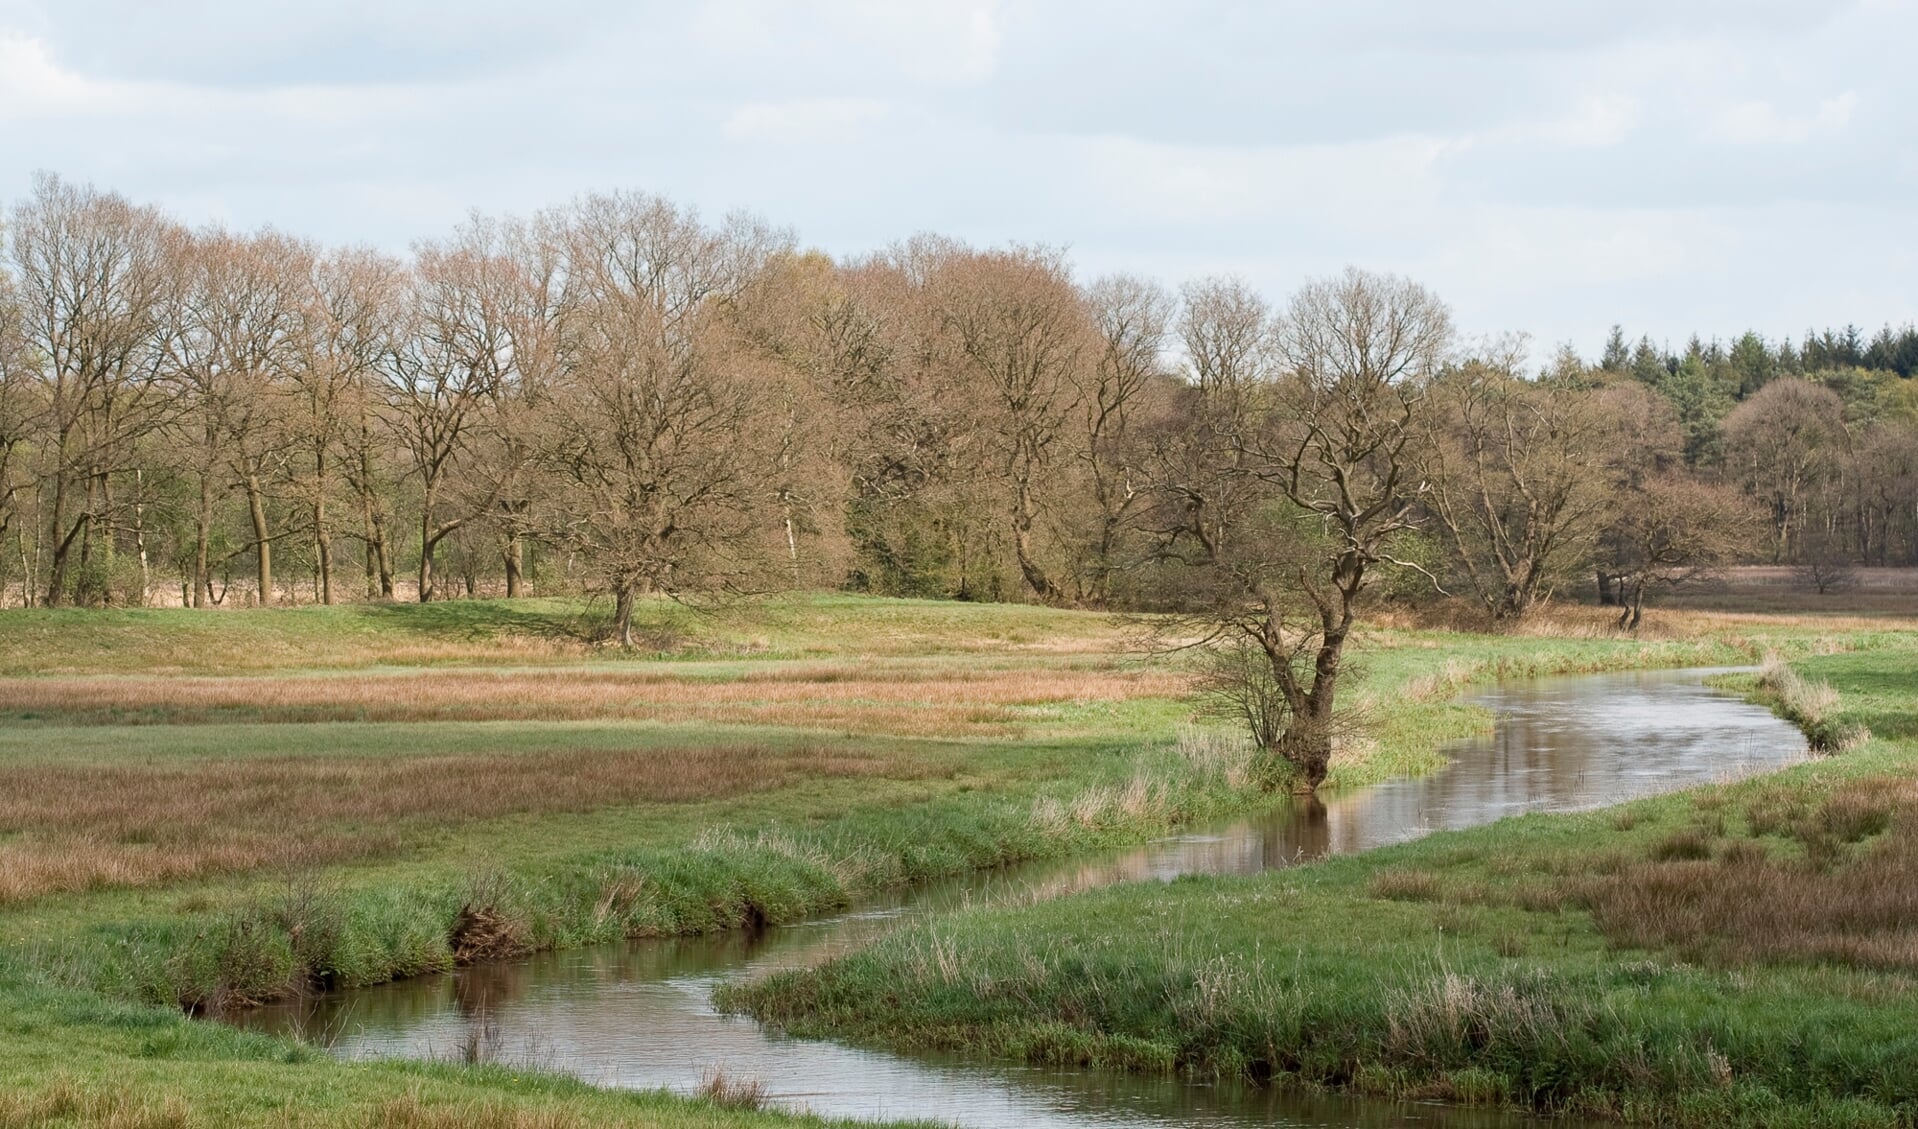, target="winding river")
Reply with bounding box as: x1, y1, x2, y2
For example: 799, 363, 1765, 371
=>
233, 666, 1808, 1127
